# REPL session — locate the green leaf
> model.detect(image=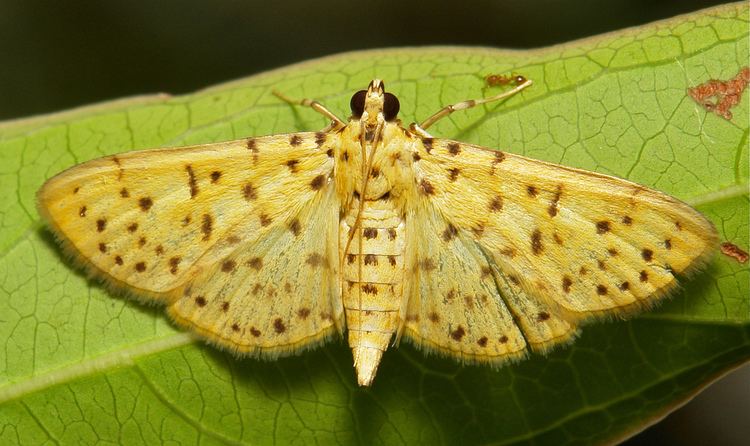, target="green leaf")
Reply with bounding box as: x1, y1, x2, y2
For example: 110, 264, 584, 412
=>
1, 3, 748, 445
